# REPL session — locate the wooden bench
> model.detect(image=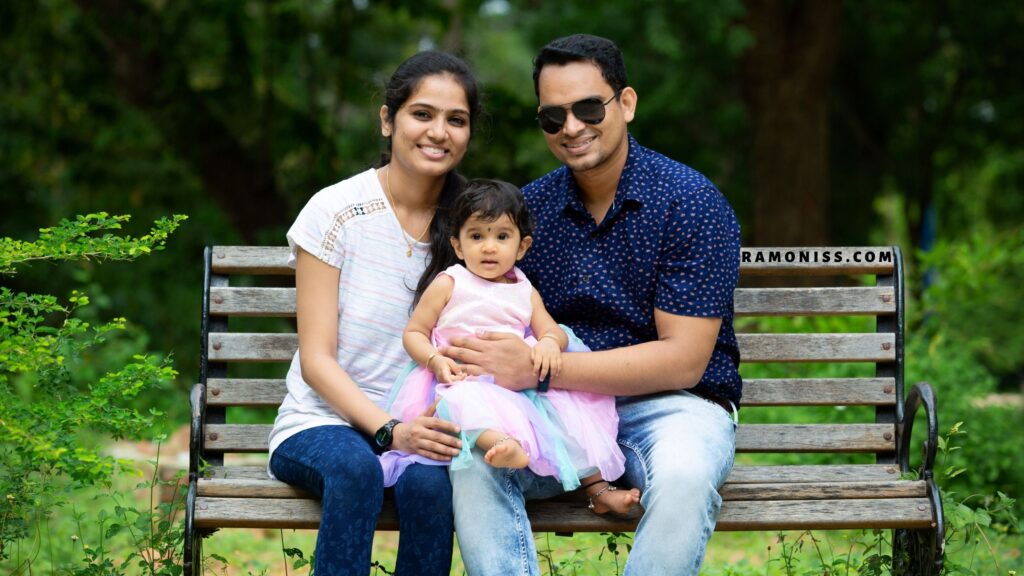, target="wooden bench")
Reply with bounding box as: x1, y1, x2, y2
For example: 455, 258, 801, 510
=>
184, 245, 944, 575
